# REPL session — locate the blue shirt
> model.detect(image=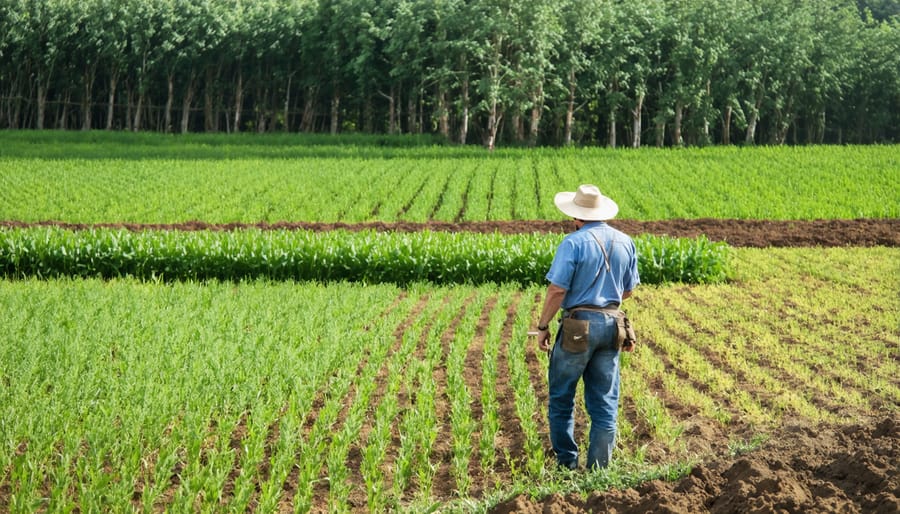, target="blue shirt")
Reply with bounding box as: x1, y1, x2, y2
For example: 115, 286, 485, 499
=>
545, 222, 640, 310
